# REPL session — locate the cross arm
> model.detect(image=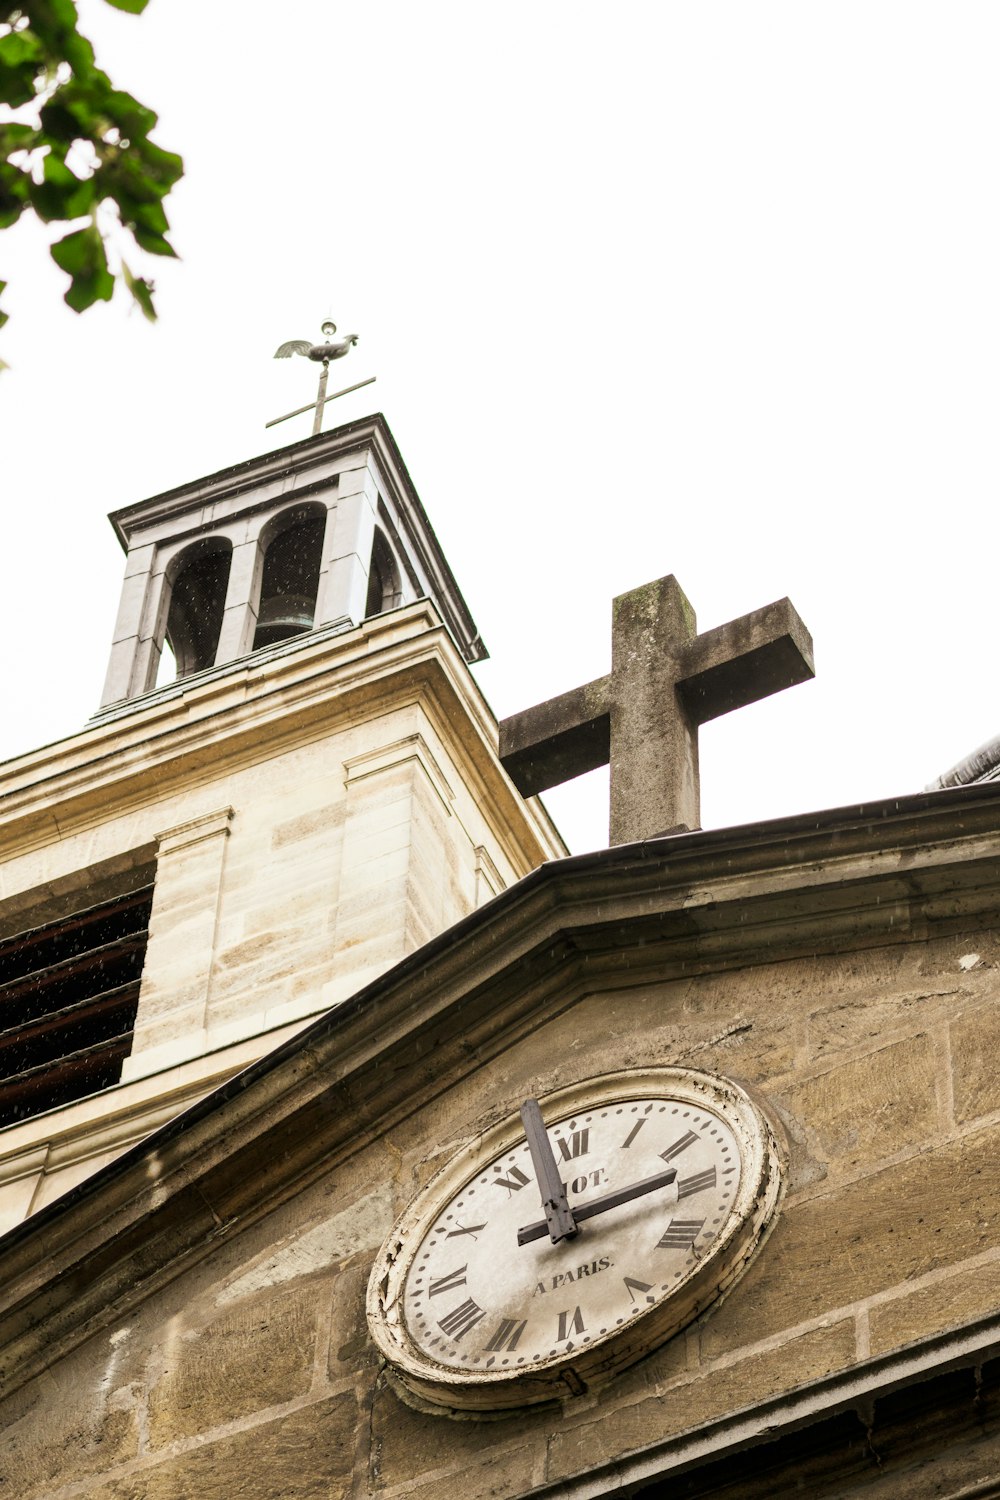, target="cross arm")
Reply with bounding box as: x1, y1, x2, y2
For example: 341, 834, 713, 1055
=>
678, 598, 815, 726
499, 675, 611, 797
